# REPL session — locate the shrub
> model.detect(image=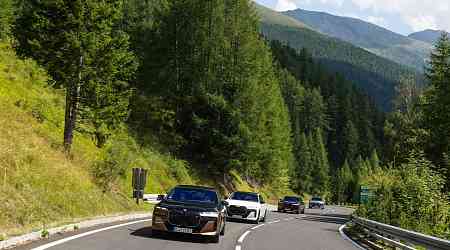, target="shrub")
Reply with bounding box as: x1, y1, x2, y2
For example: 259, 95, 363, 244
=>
358, 151, 450, 239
